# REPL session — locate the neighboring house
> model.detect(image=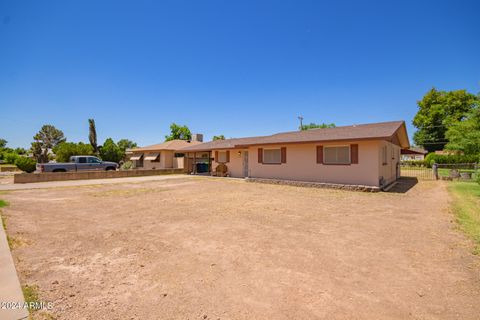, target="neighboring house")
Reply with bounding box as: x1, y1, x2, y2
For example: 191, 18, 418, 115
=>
401, 147, 427, 161
434, 149, 462, 155
179, 121, 410, 188
127, 139, 202, 170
